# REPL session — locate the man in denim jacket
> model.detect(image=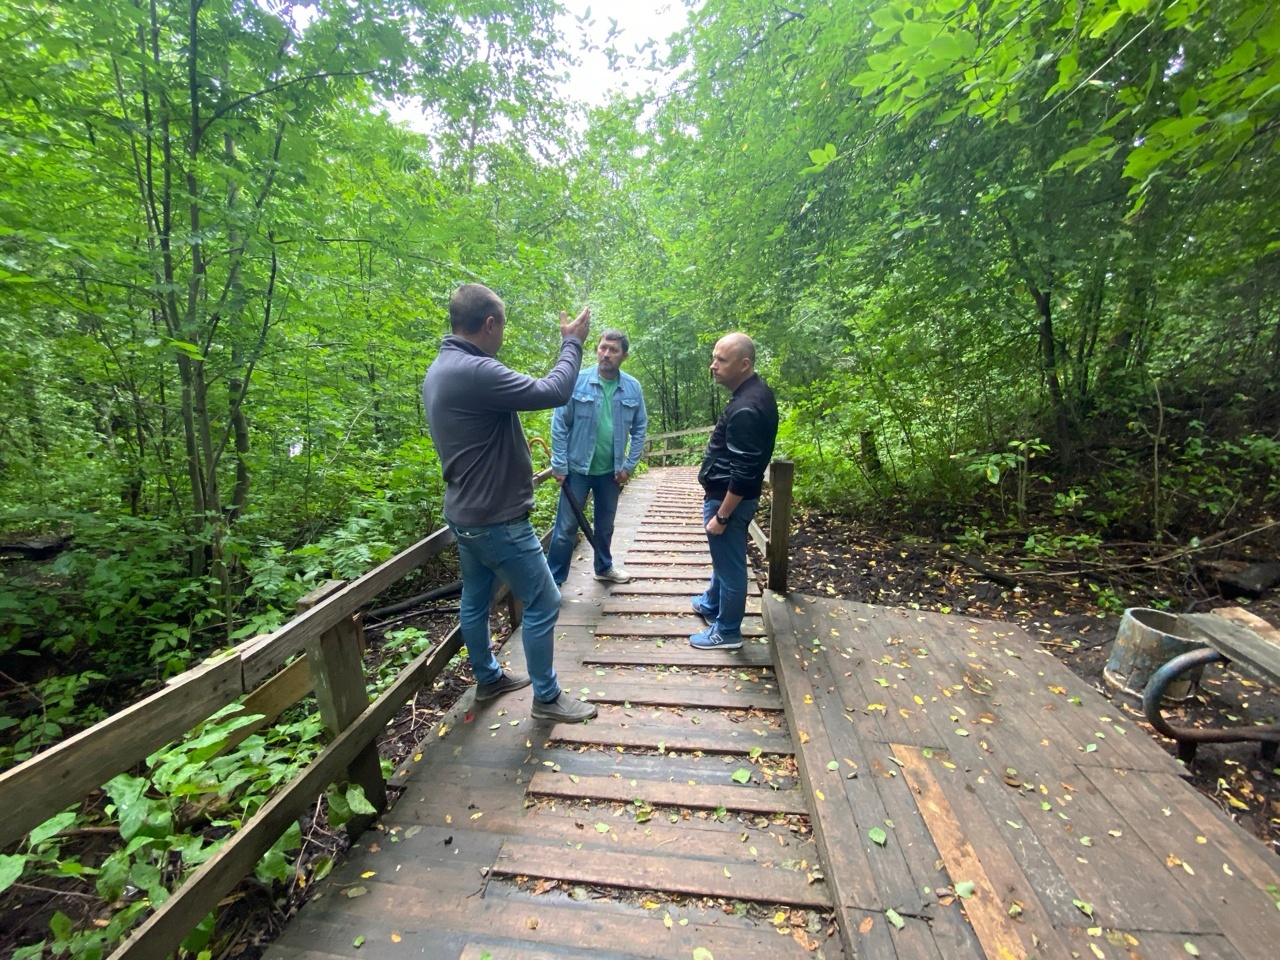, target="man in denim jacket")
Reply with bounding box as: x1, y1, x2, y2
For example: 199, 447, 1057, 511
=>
547, 329, 648, 586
